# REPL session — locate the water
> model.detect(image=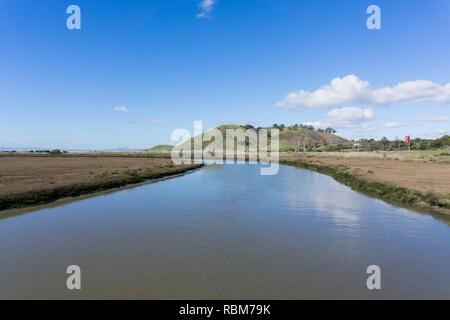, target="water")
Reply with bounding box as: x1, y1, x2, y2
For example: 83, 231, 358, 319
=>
0, 163, 449, 299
